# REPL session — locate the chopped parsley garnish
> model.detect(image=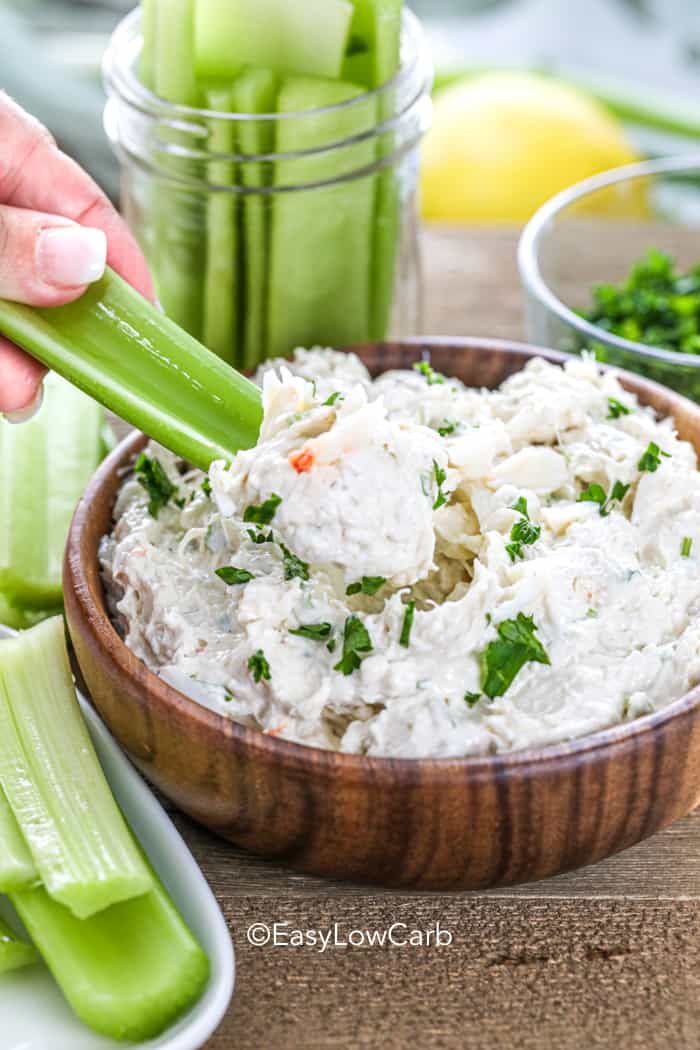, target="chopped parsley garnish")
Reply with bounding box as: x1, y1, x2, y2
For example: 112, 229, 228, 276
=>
464, 692, 481, 707
248, 649, 271, 683
505, 497, 541, 562
247, 528, 274, 545
323, 391, 344, 406
201, 477, 212, 497
280, 543, 310, 581
216, 566, 254, 585
577, 480, 629, 516
346, 576, 386, 597
638, 441, 670, 473
604, 394, 633, 419
682, 536, 693, 557
437, 419, 458, 437
243, 493, 282, 525
174, 496, 186, 509
289, 622, 332, 641
134, 453, 177, 518
326, 638, 337, 653
607, 396, 631, 419
584, 248, 700, 357
432, 461, 448, 510
223, 691, 235, 703
399, 600, 416, 647
609, 480, 631, 504
586, 607, 598, 619
479, 612, 550, 699
334, 615, 373, 675
413, 361, 445, 385
577, 482, 607, 510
